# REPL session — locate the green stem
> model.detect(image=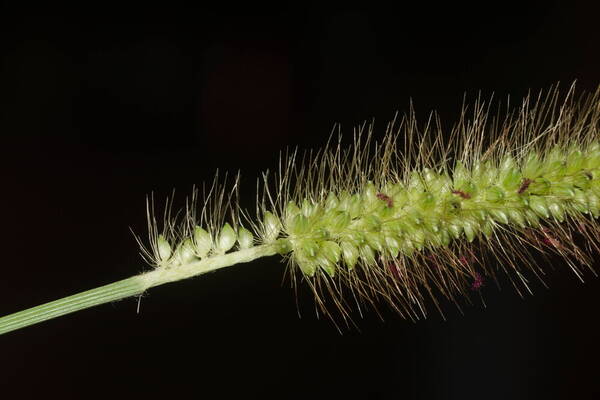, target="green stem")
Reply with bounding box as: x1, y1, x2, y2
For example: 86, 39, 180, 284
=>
0, 243, 282, 336
0, 277, 145, 335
